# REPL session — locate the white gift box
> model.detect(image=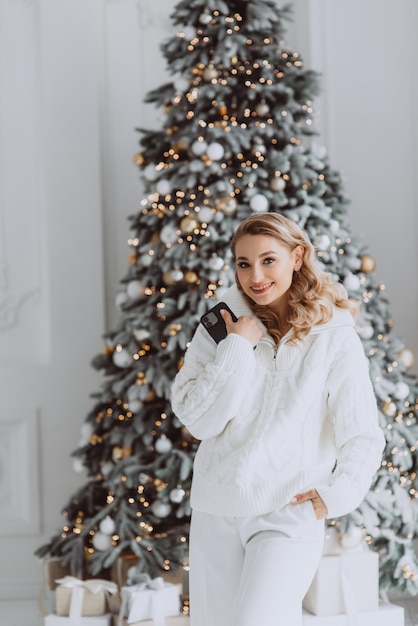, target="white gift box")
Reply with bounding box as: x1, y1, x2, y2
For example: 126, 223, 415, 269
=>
303, 551, 379, 616
113, 617, 189, 626
45, 614, 112, 626
119, 577, 180, 626
302, 602, 404, 625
